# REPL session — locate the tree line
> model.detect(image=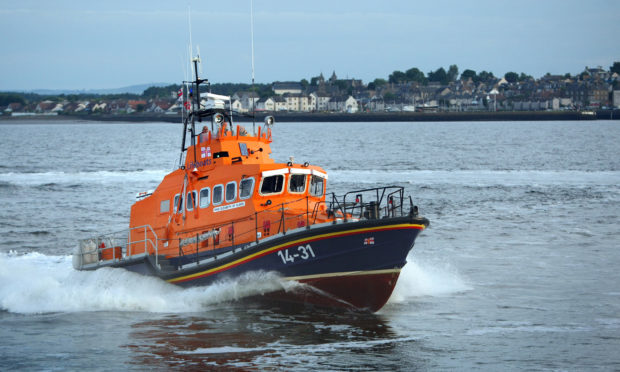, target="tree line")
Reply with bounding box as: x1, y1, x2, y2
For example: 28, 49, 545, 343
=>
1, 83, 276, 106
365, 65, 535, 89
3, 62, 618, 107
143, 83, 274, 99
